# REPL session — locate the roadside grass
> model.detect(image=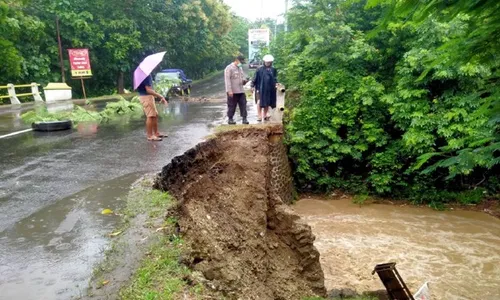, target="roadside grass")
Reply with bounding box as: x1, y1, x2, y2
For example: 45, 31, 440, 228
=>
118, 189, 212, 300
123, 178, 175, 220
204, 123, 270, 140
89, 176, 216, 299
88, 178, 173, 290
118, 236, 197, 300
90, 238, 126, 290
